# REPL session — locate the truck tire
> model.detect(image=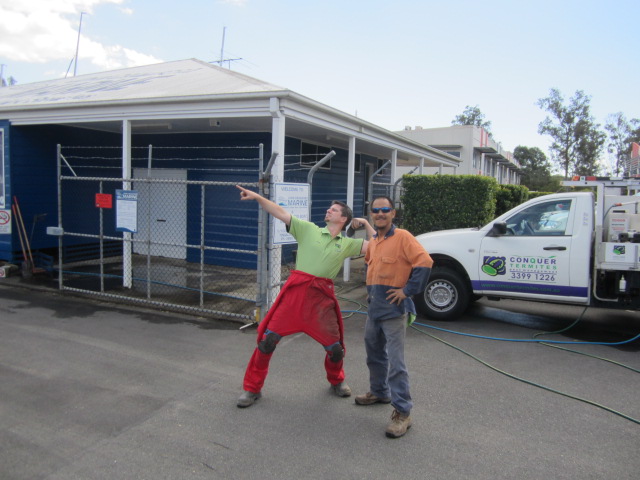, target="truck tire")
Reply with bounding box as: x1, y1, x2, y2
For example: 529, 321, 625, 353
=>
414, 268, 471, 321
